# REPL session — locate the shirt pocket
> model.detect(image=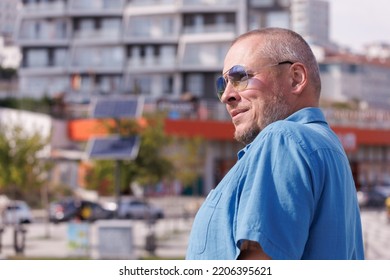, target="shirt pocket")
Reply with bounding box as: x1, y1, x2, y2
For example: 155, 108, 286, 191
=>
190, 189, 222, 254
